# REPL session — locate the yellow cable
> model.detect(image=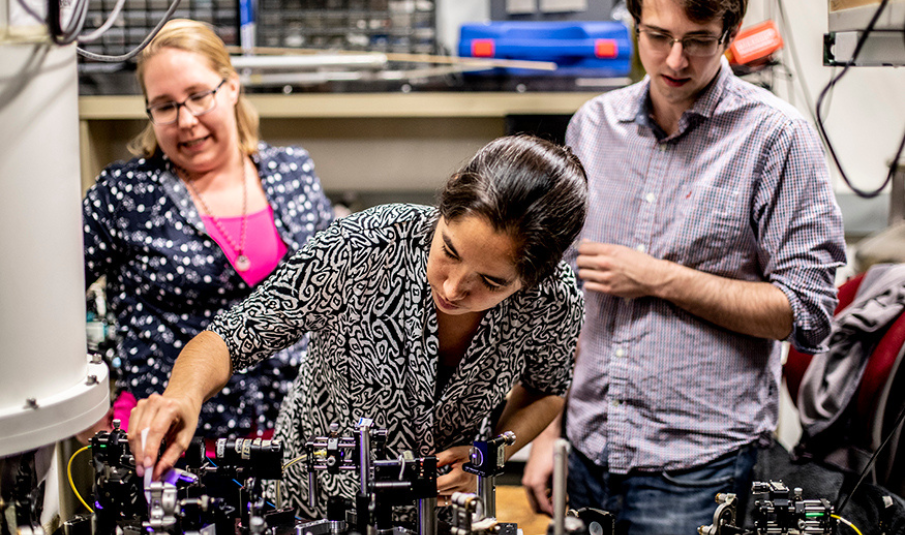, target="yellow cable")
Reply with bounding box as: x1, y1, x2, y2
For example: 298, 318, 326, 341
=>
832, 514, 863, 535
282, 454, 307, 470
277, 454, 309, 509
67, 445, 94, 513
